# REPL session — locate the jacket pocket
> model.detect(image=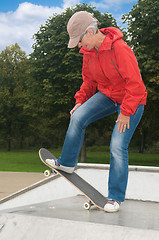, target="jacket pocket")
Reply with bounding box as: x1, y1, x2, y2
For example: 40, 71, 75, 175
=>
111, 58, 126, 83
